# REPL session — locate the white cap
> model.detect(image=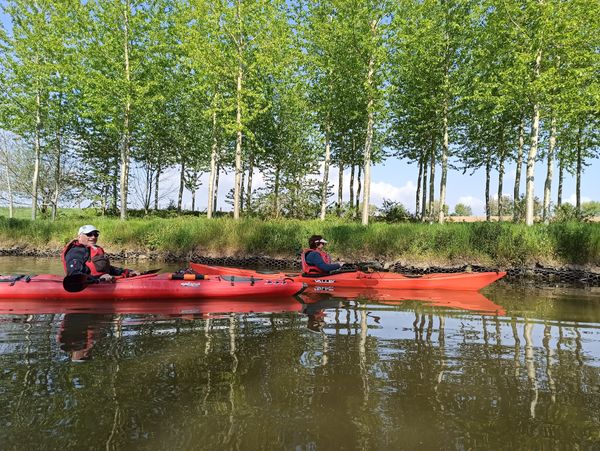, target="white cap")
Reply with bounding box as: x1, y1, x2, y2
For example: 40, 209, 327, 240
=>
316, 239, 328, 244
78, 225, 99, 235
